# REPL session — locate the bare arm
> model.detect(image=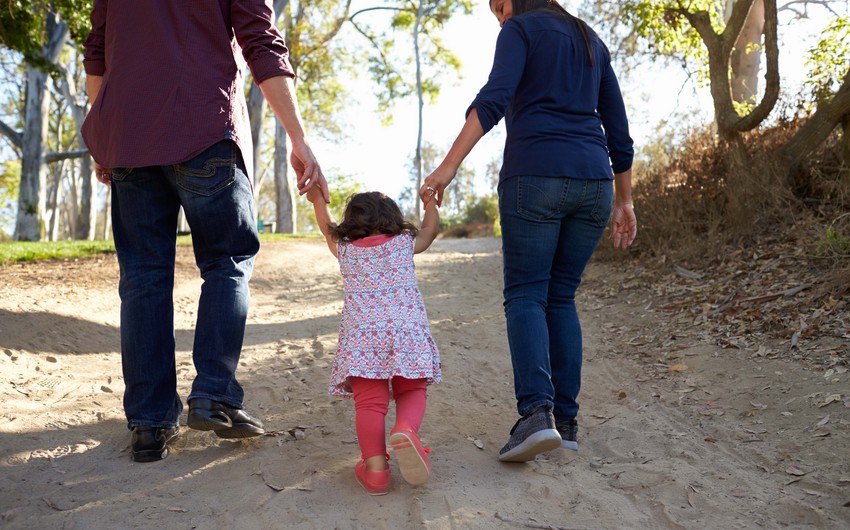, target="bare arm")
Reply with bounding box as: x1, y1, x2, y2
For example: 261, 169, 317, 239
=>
414, 199, 440, 254
259, 75, 329, 203
86, 75, 103, 104
419, 108, 485, 206
306, 187, 337, 257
